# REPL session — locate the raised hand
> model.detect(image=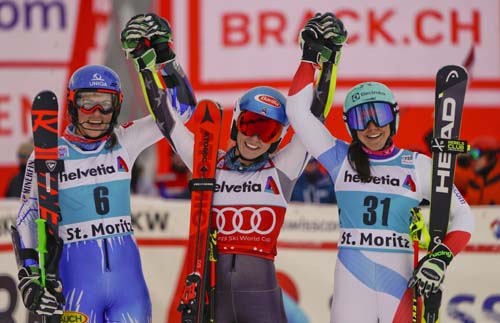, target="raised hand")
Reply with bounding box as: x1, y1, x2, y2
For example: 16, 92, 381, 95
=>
299, 12, 348, 67
121, 13, 175, 70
